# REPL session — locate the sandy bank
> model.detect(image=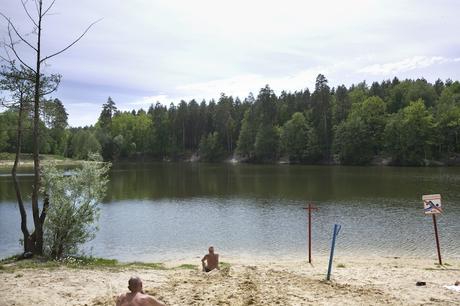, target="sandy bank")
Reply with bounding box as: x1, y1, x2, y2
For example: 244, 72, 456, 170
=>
0, 256, 459, 306
0, 159, 82, 170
